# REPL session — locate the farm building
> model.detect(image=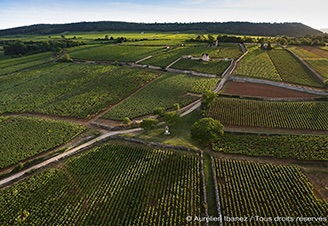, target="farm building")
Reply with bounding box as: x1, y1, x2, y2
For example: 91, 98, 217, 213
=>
201, 53, 210, 61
